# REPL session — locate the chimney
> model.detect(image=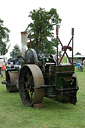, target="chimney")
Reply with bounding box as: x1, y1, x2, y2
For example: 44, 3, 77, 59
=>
21, 31, 28, 57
